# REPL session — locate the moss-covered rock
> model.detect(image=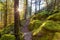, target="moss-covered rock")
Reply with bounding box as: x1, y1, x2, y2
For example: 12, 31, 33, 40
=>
28, 20, 43, 32
47, 13, 60, 21
32, 20, 60, 36
43, 20, 60, 32
33, 31, 55, 40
